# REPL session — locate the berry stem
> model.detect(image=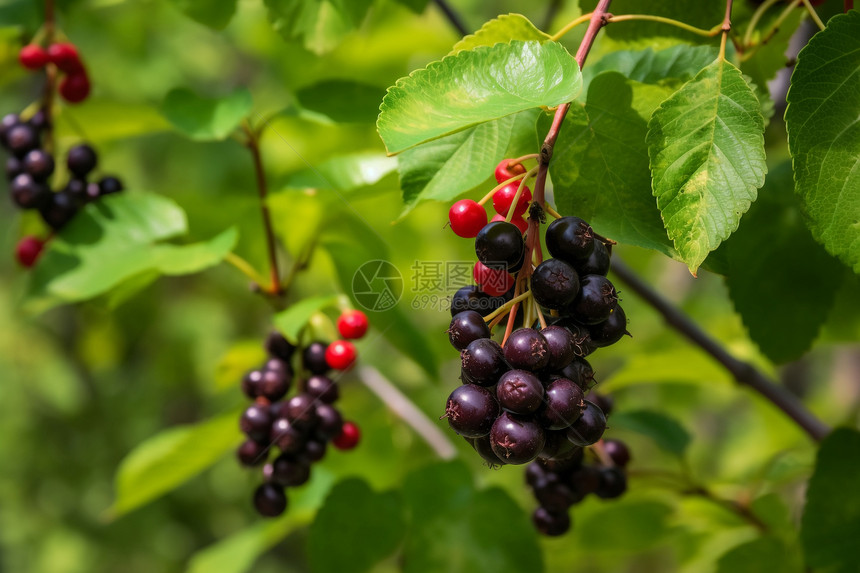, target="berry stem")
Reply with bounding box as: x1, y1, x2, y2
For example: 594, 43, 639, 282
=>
609, 257, 830, 442
549, 12, 594, 42
533, 295, 547, 329
605, 14, 723, 37
508, 153, 539, 168
544, 204, 562, 219
800, 0, 826, 30
739, 0, 802, 61
477, 172, 528, 206
484, 290, 532, 323
224, 252, 269, 287
718, 0, 734, 61
504, 166, 538, 223
743, 0, 783, 48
